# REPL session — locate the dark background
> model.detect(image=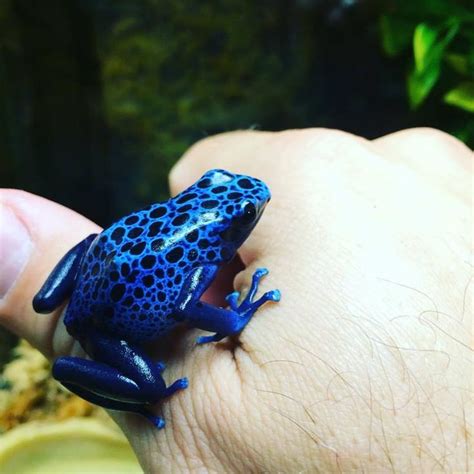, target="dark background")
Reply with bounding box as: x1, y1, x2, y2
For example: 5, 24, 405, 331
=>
1, 0, 472, 226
